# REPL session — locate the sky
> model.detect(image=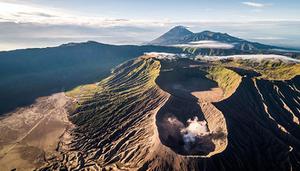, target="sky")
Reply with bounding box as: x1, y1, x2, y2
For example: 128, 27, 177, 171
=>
0, 0, 300, 50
